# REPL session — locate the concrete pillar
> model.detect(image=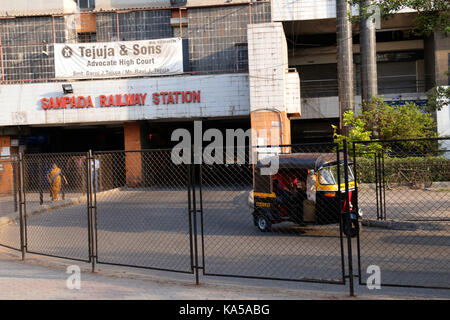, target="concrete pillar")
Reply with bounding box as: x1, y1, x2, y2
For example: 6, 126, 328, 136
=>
0, 136, 13, 195
434, 31, 450, 87
336, 0, 355, 133
124, 122, 142, 187
247, 23, 298, 153
360, 0, 378, 105
250, 111, 291, 147
424, 31, 450, 89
